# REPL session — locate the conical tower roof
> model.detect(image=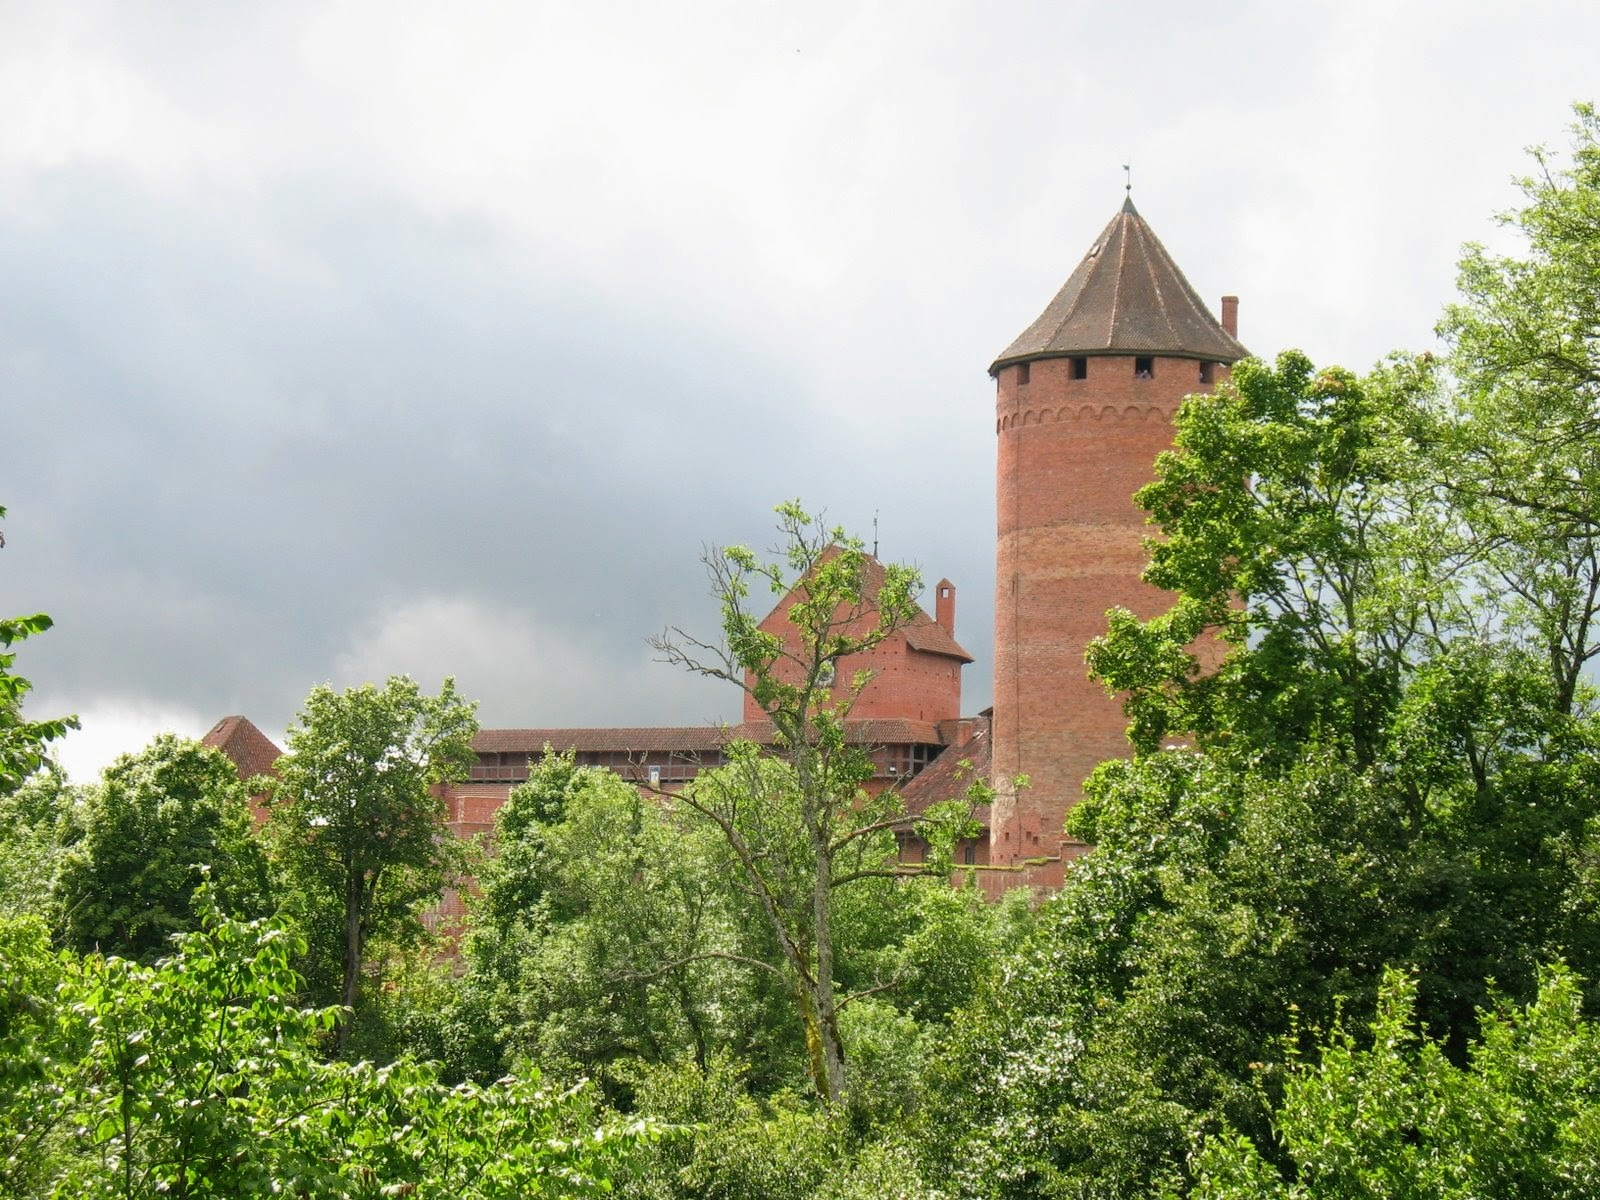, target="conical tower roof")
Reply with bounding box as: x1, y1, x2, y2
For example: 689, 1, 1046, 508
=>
990, 197, 1246, 375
